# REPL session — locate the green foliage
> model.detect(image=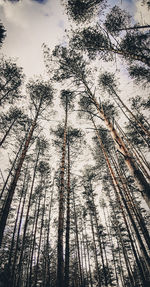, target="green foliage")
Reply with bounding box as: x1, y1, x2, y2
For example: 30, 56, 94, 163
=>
26, 79, 53, 108
120, 31, 150, 59
99, 72, 117, 91
37, 160, 50, 176
70, 26, 110, 60
0, 57, 24, 105
129, 65, 150, 85
60, 89, 75, 109
104, 5, 131, 35
52, 45, 88, 83
64, 0, 105, 23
